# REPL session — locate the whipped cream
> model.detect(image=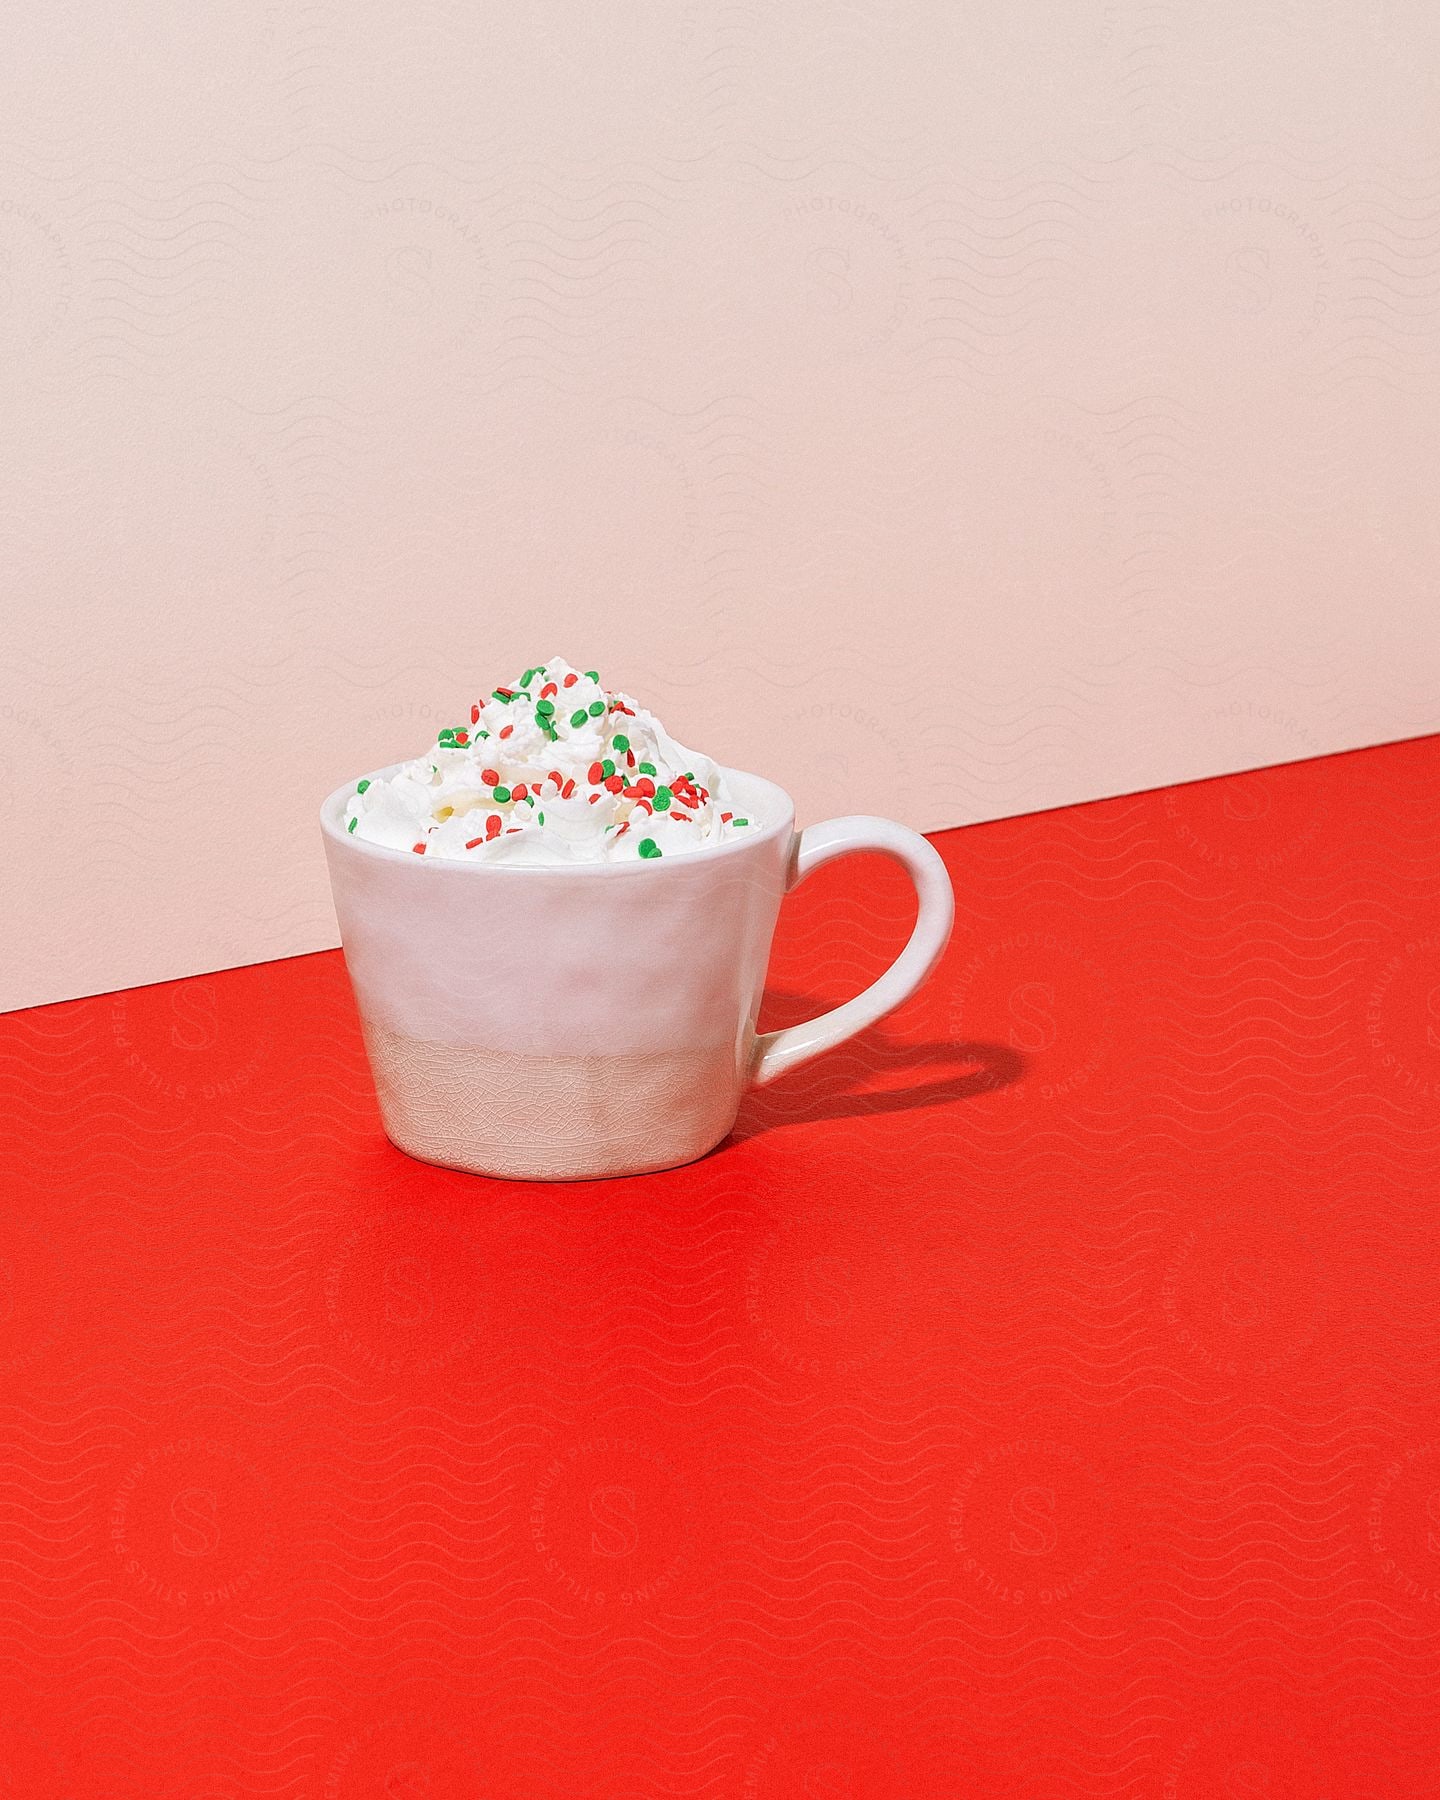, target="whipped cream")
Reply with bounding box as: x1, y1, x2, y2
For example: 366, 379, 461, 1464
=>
344, 657, 757, 864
